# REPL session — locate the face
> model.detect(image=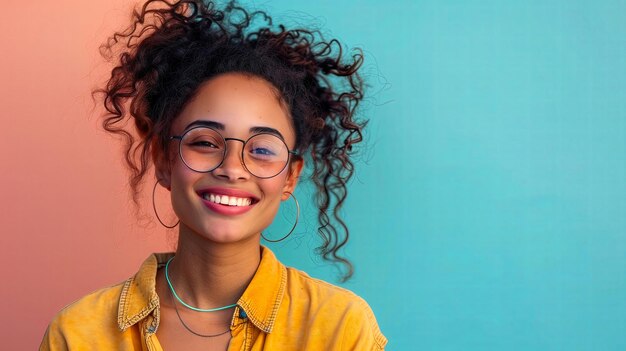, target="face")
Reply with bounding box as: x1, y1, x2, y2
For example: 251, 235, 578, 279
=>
157, 73, 303, 244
